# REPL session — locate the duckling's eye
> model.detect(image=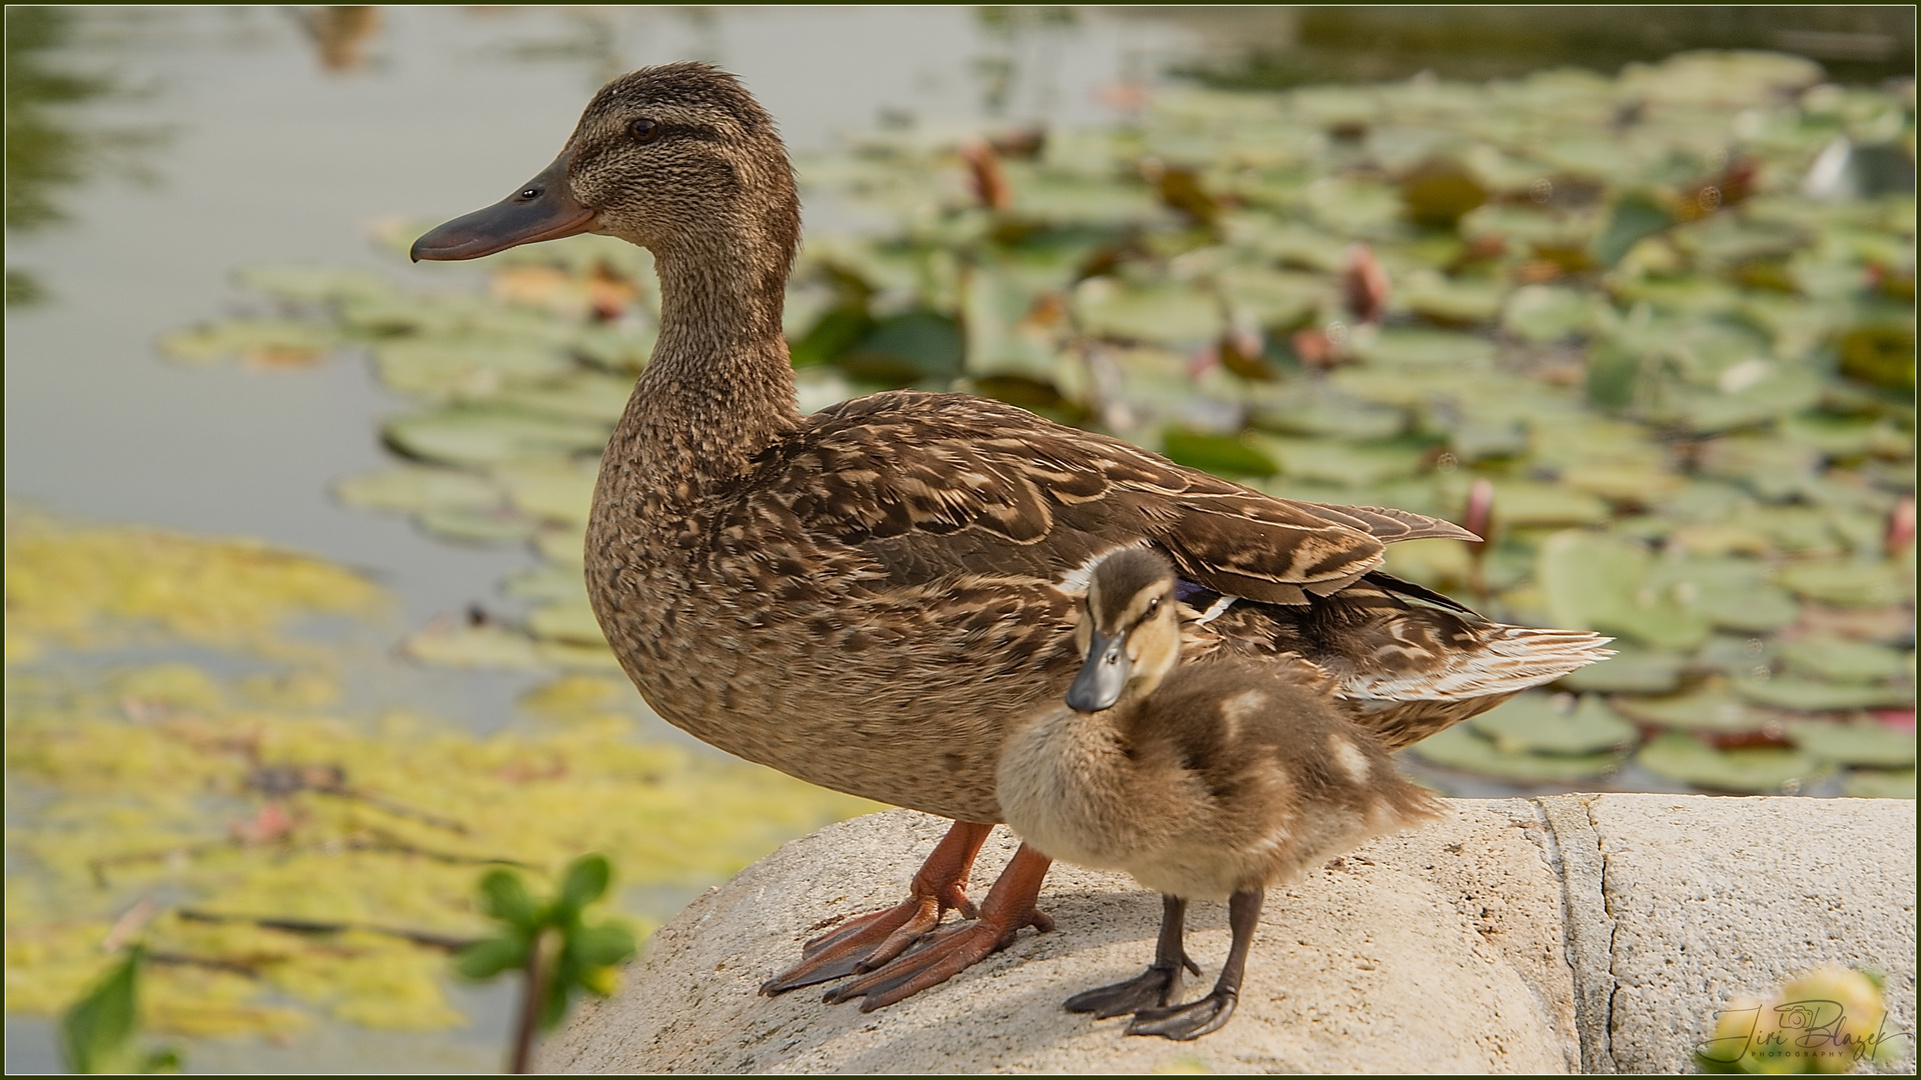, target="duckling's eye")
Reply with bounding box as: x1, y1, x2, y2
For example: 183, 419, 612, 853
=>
1144, 598, 1162, 618
629, 118, 662, 144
